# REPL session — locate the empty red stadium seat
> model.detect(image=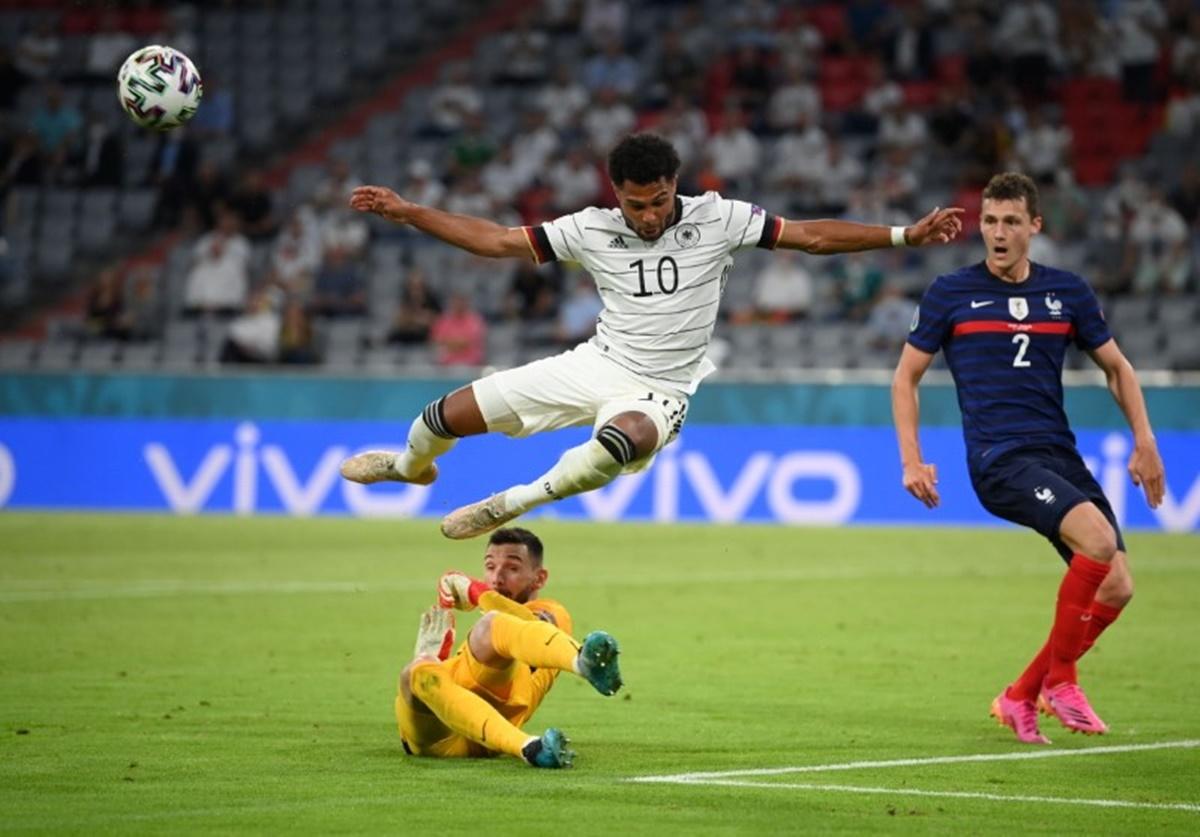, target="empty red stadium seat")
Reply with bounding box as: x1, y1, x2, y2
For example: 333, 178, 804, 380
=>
820, 56, 862, 84
902, 81, 939, 108
1074, 154, 1117, 185
1061, 77, 1121, 106
936, 54, 966, 85
820, 79, 866, 112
